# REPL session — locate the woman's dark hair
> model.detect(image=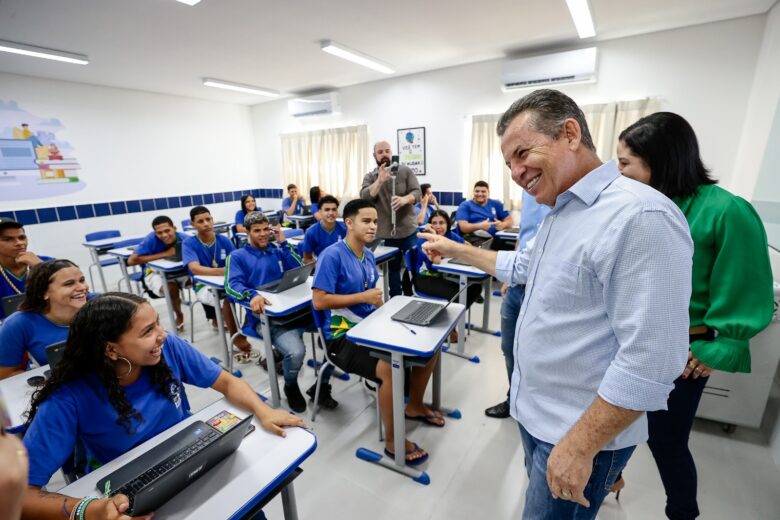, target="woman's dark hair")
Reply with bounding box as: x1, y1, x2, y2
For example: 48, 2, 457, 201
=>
26, 293, 177, 434
19, 259, 79, 313
619, 112, 716, 199
428, 209, 453, 236
309, 186, 321, 204
240, 194, 256, 214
